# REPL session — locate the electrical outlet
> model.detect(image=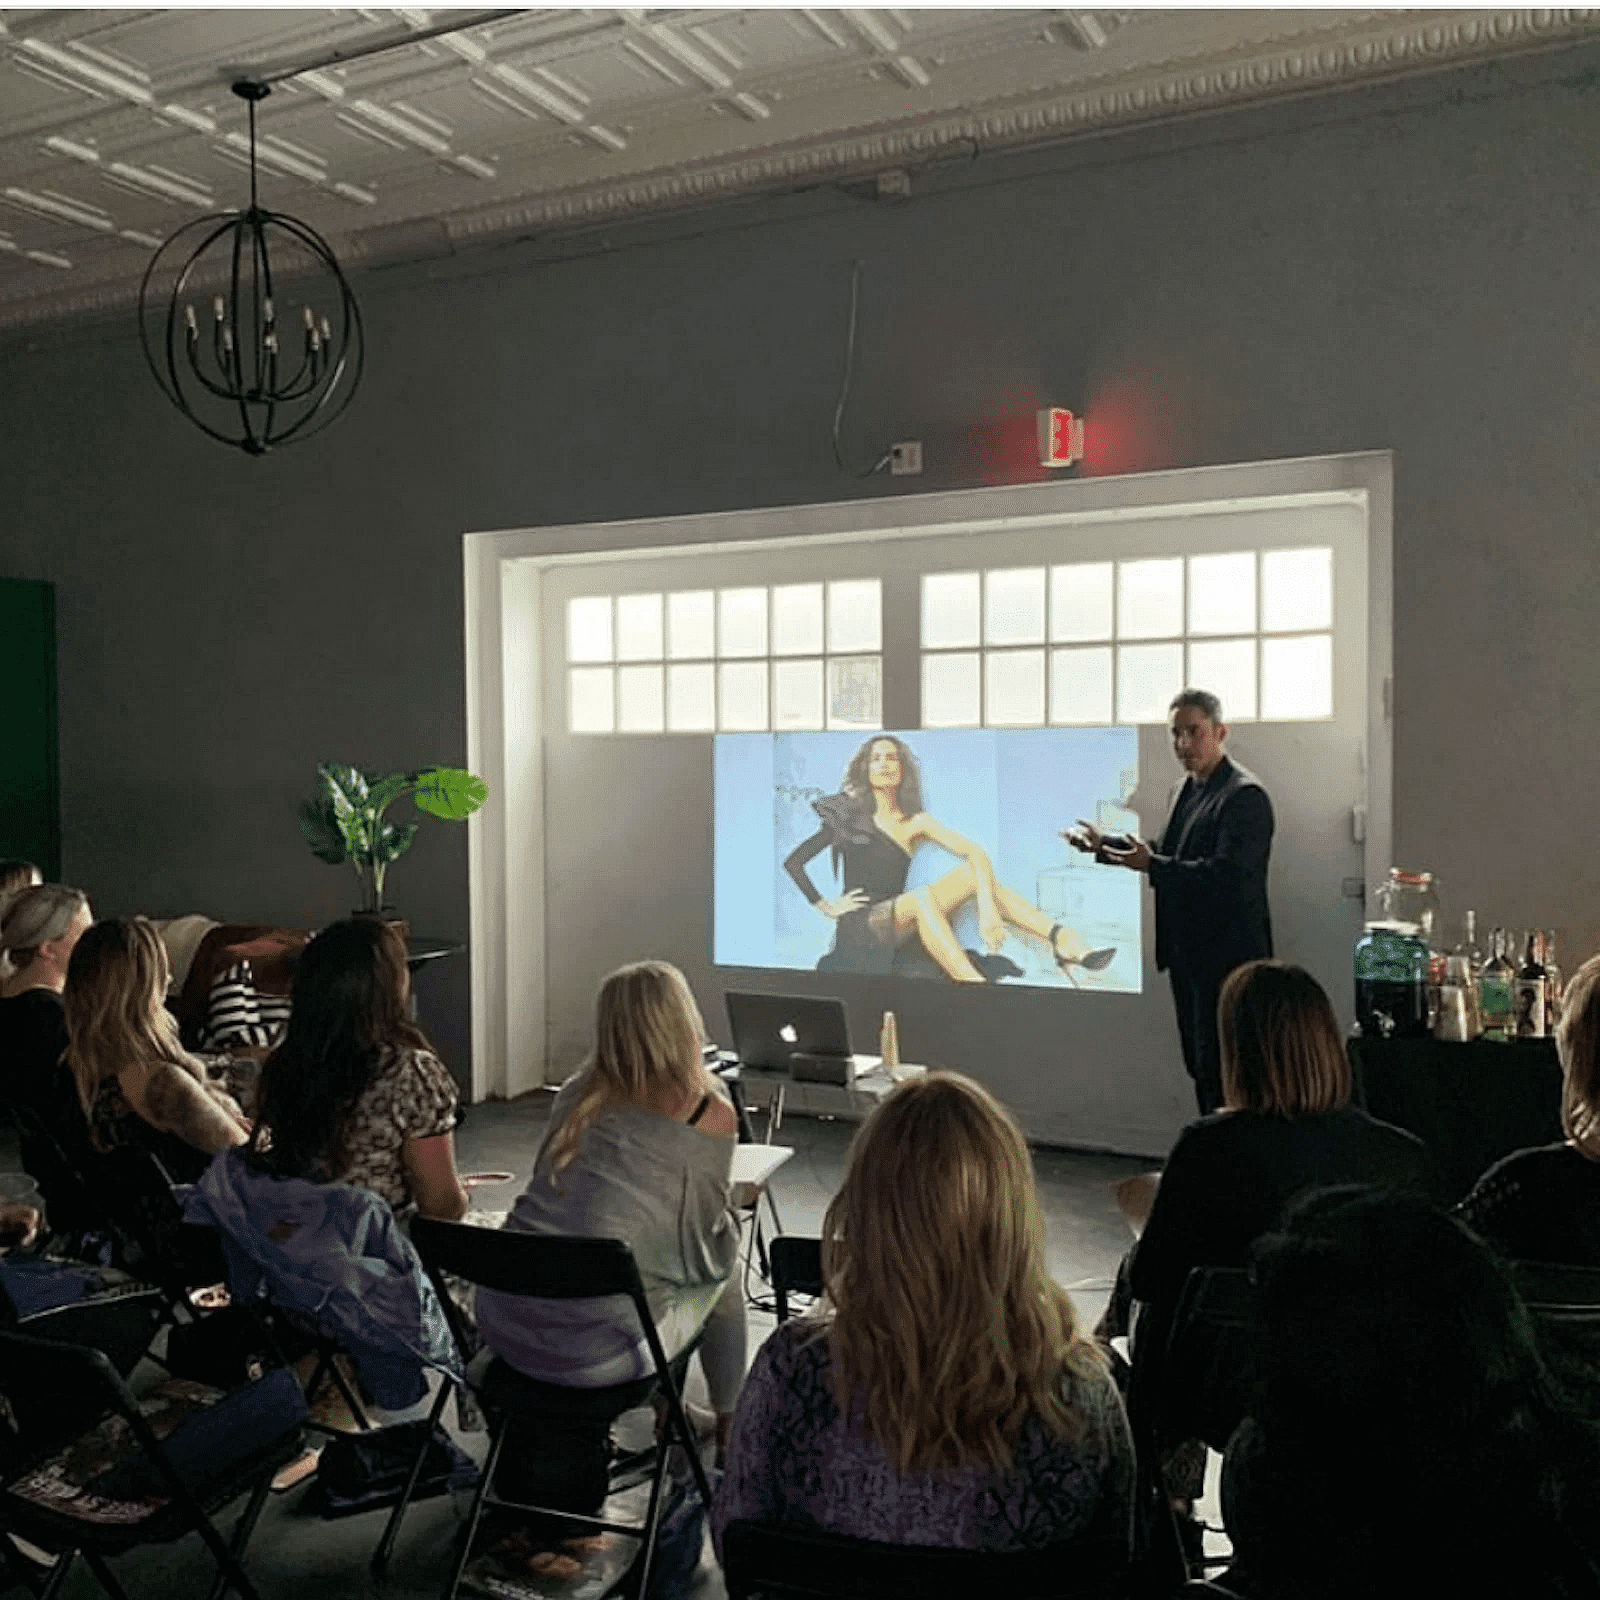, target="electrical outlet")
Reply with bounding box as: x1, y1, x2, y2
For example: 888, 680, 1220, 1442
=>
889, 440, 922, 476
